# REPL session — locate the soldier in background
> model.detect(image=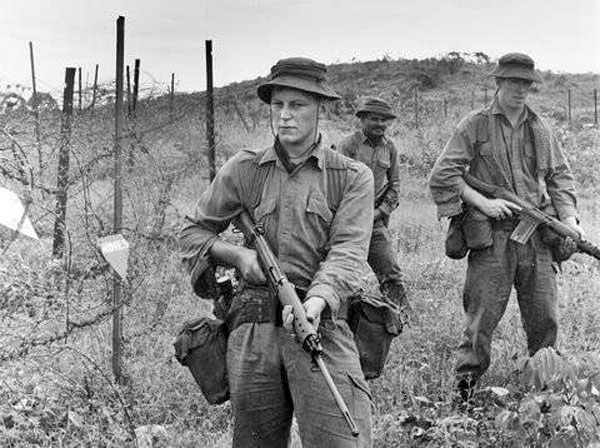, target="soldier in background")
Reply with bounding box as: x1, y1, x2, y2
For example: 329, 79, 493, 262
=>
335, 98, 408, 310
429, 53, 583, 401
